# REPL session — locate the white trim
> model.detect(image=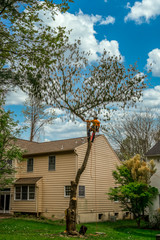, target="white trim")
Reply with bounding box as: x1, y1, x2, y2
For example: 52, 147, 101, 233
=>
14, 185, 35, 201
0, 192, 11, 214
64, 186, 71, 197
